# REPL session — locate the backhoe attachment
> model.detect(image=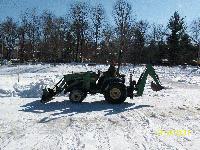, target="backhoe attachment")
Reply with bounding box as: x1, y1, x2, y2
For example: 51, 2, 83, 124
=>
136, 64, 164, 96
